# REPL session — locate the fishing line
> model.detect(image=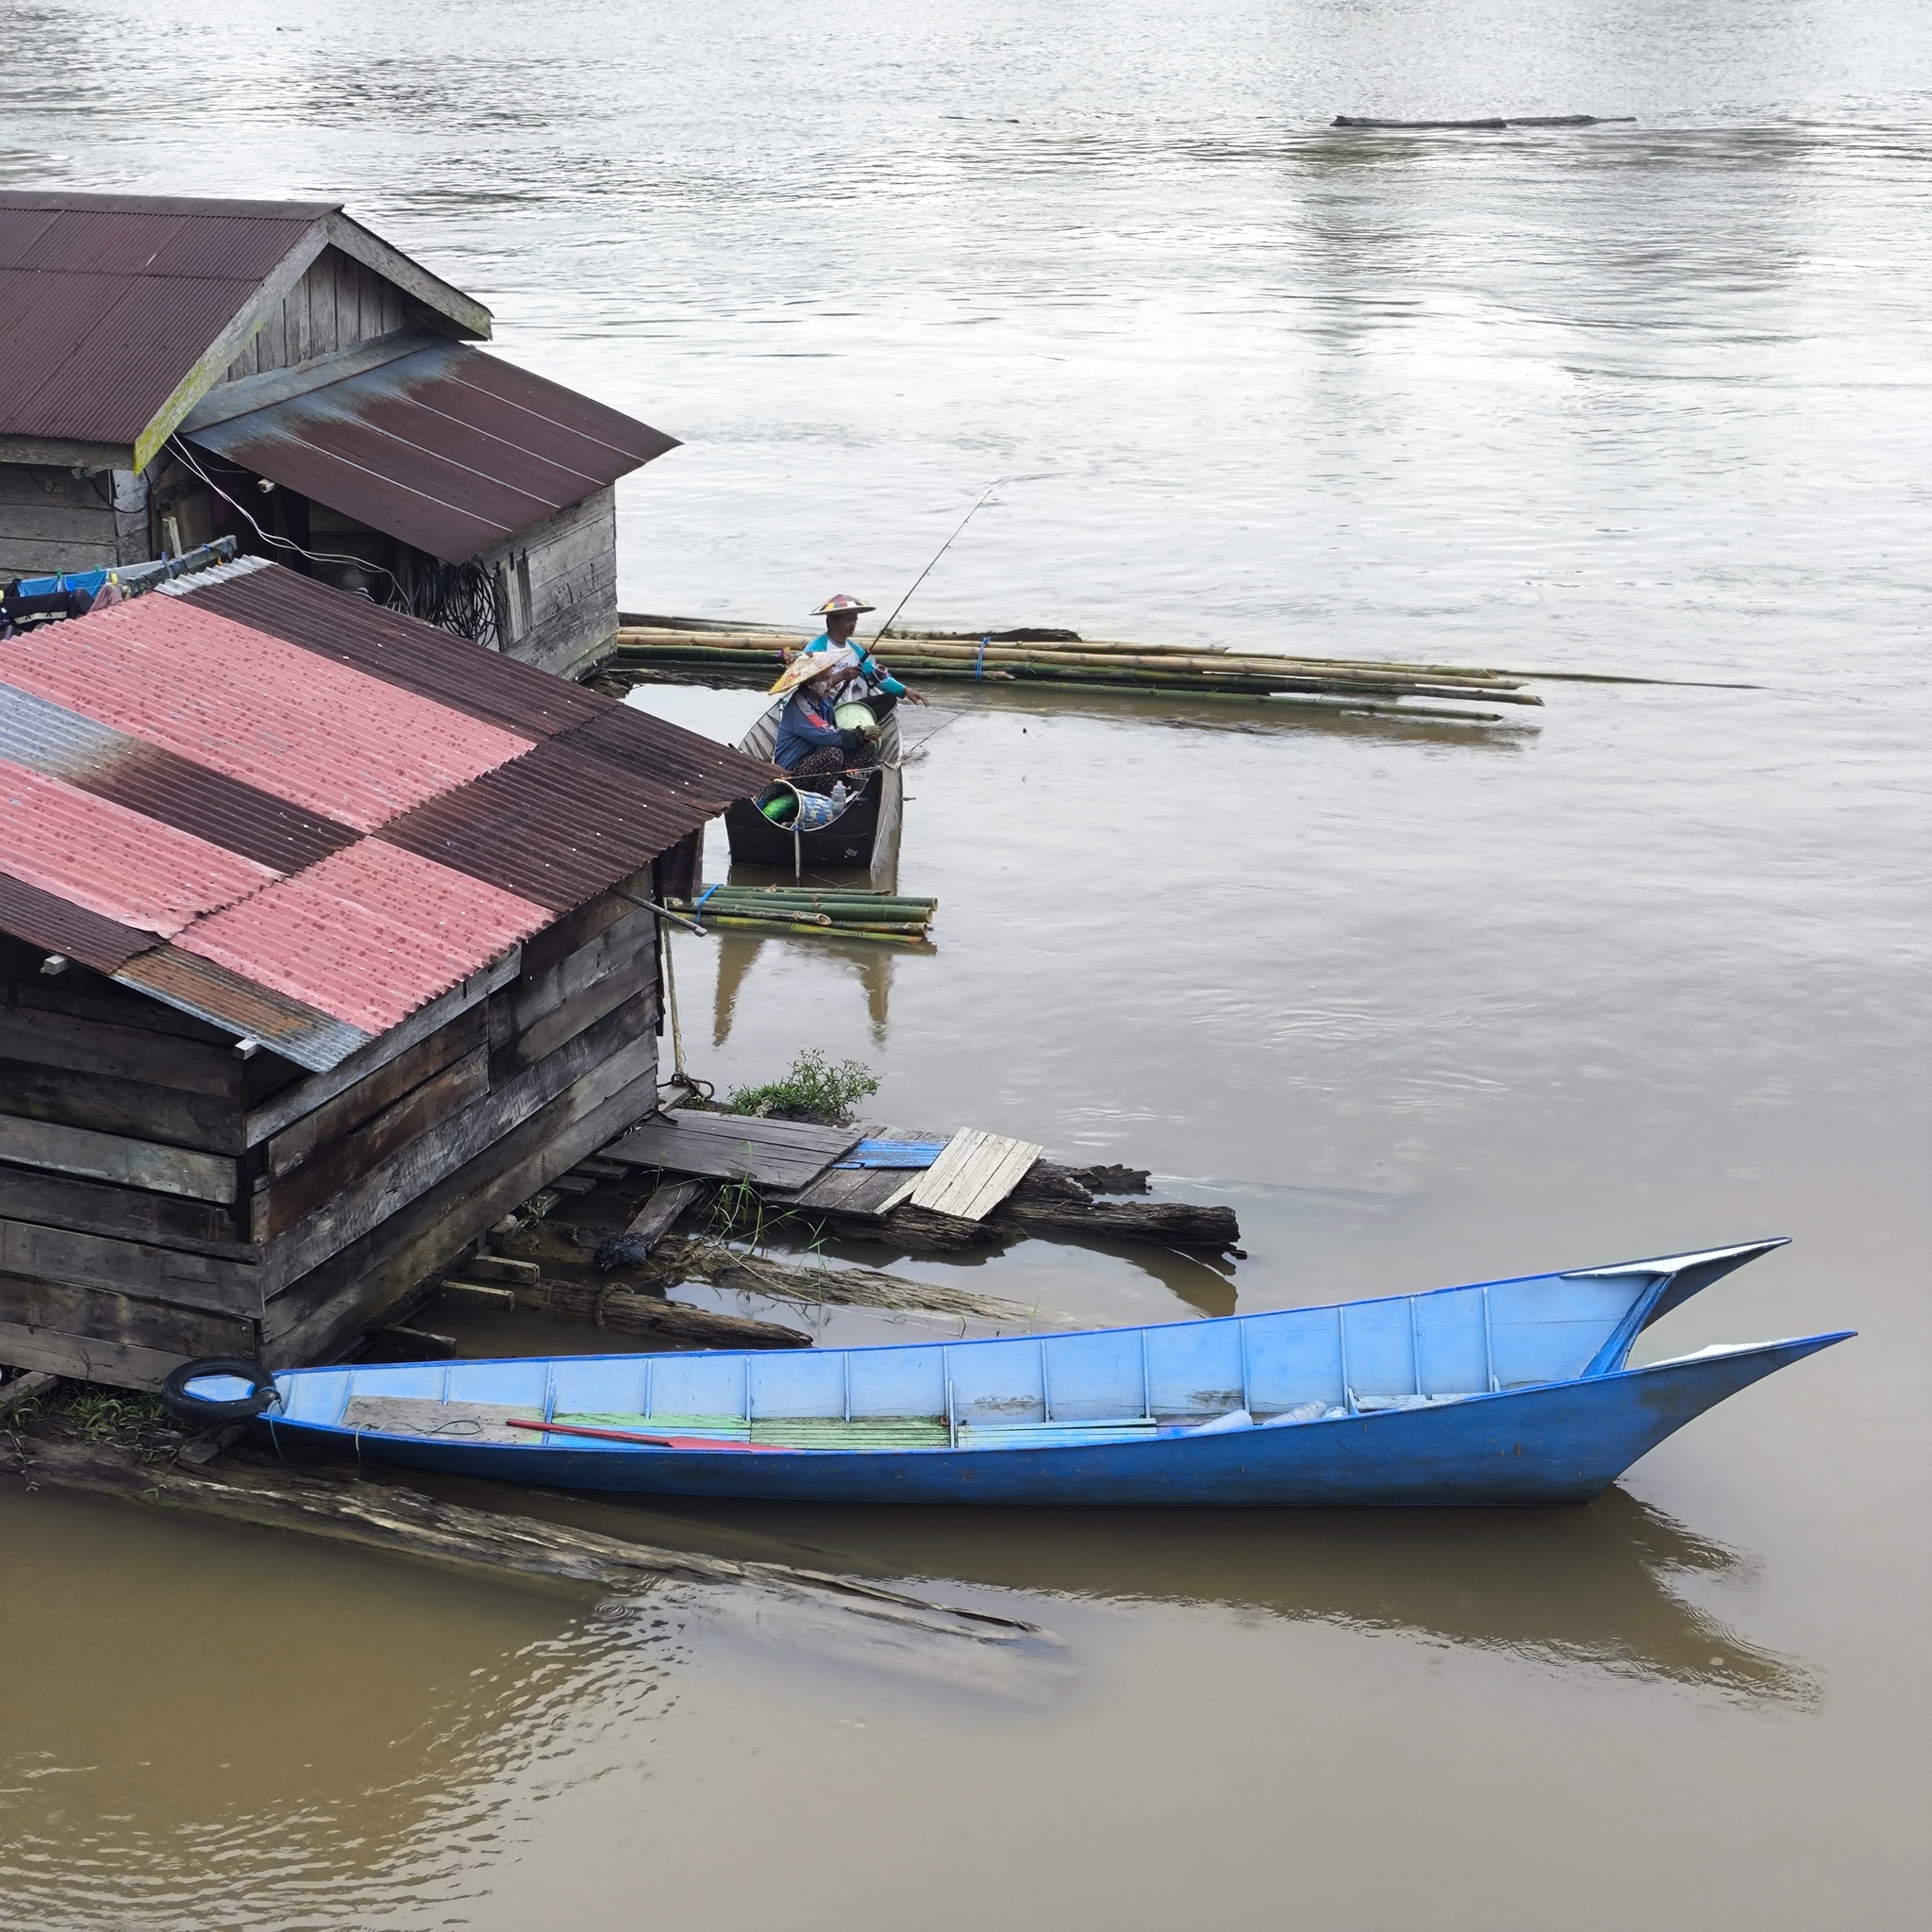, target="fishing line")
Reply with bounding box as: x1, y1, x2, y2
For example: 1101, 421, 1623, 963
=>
874, 479, 1004, 641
